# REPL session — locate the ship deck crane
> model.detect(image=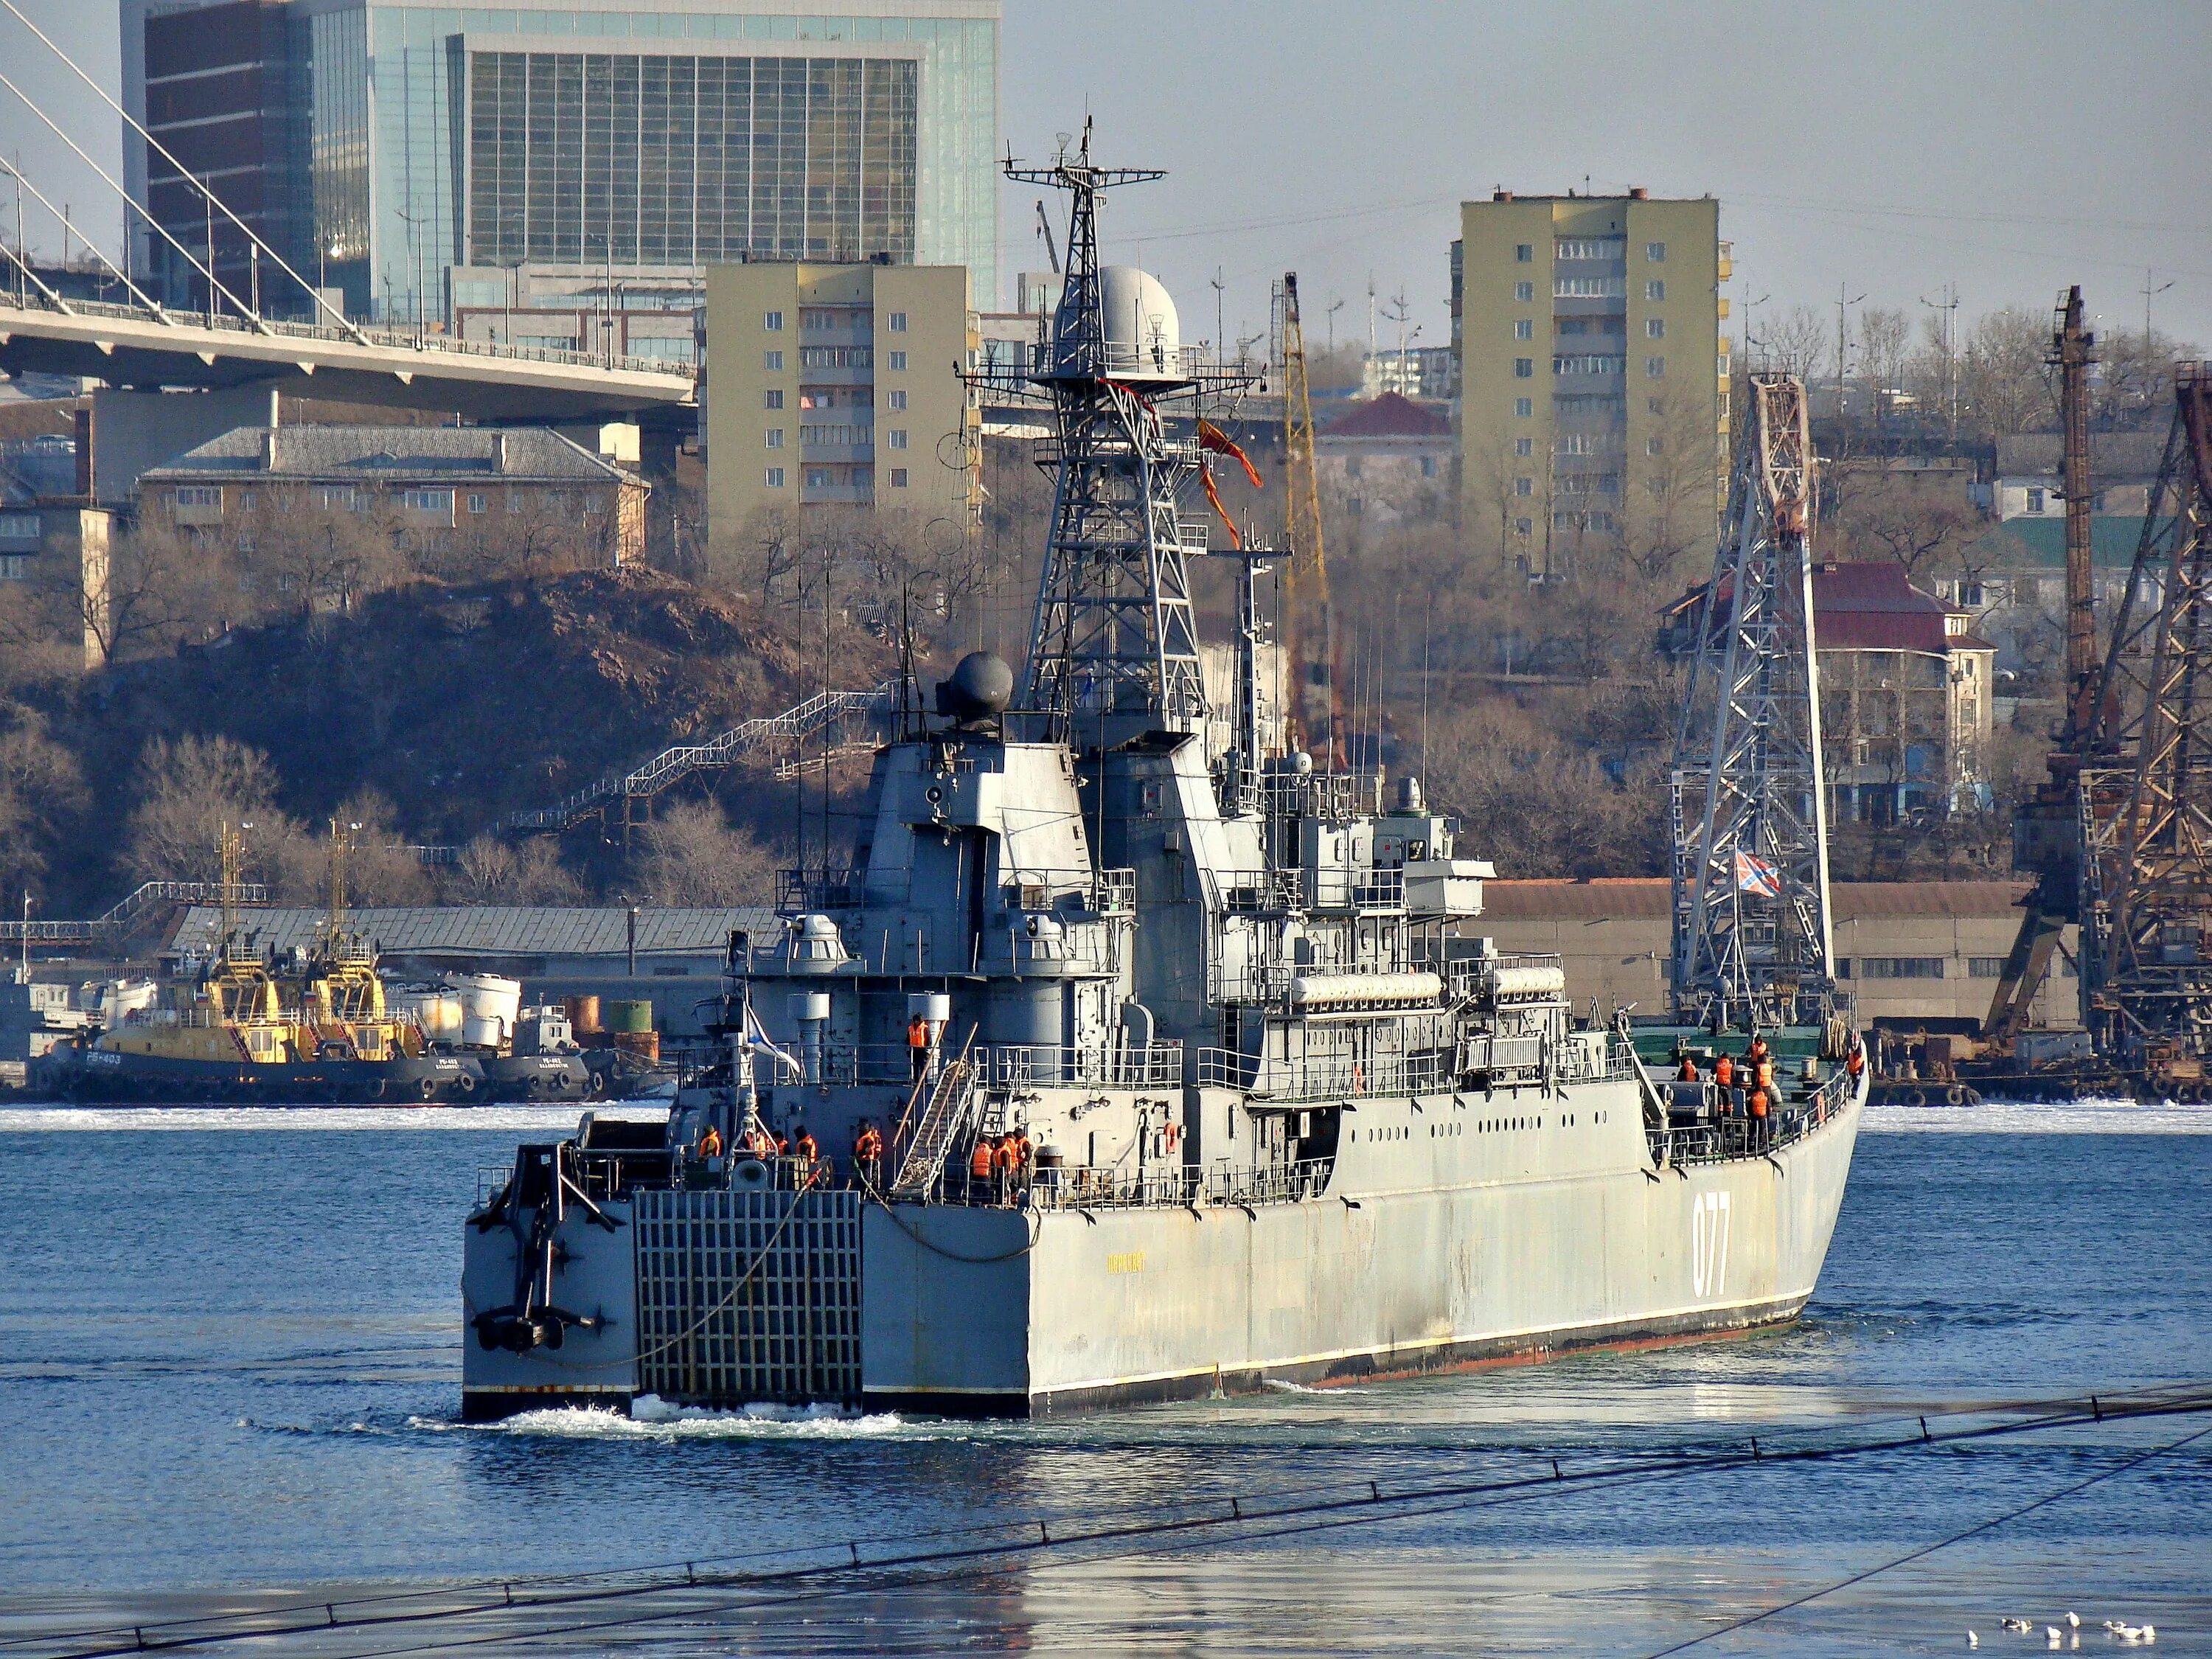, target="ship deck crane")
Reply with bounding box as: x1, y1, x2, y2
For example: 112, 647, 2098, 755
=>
1278, 272, 1343, 765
